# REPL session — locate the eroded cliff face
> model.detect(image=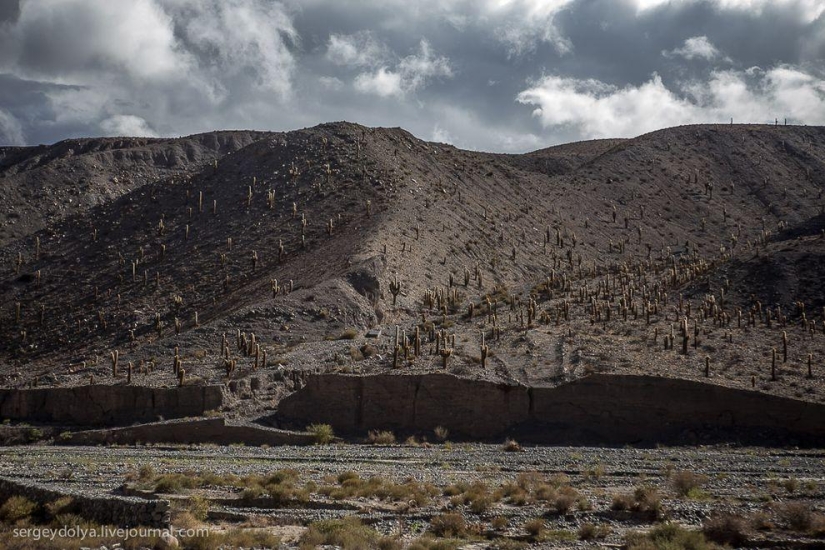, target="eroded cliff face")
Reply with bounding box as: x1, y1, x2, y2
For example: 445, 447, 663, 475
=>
0, 385, 223, 425
277, 374, 825, 445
